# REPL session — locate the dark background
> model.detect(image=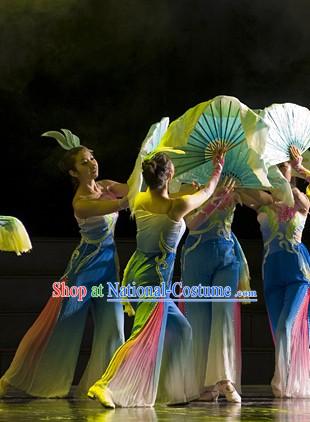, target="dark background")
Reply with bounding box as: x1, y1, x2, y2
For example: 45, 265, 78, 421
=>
1, 0, 310, 238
